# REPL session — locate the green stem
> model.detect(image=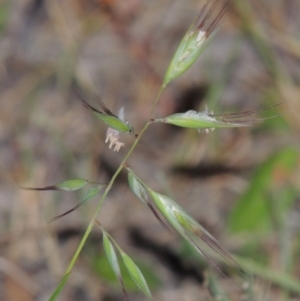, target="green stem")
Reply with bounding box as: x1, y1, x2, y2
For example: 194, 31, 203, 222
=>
50, 86, 165, 299
149, 85, 166, 117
